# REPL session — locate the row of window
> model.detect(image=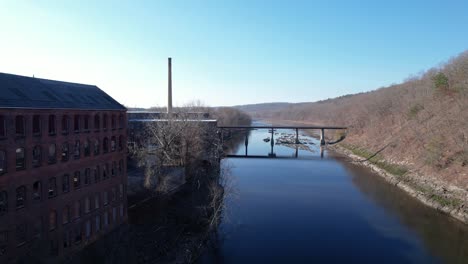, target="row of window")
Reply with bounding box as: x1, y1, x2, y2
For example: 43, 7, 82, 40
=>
0, 161, 124, 214
0, 203, 125, 255
0, 135, 125, 174
0, 113, 125, 138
